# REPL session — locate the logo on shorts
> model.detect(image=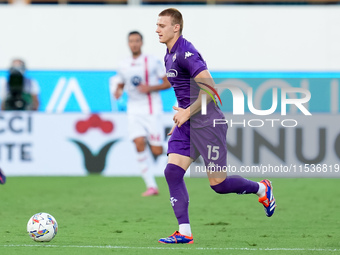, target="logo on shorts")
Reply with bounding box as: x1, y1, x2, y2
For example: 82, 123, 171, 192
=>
150, 134, 160, 142
167, 69, 178, 78
208, 162, 216, 168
